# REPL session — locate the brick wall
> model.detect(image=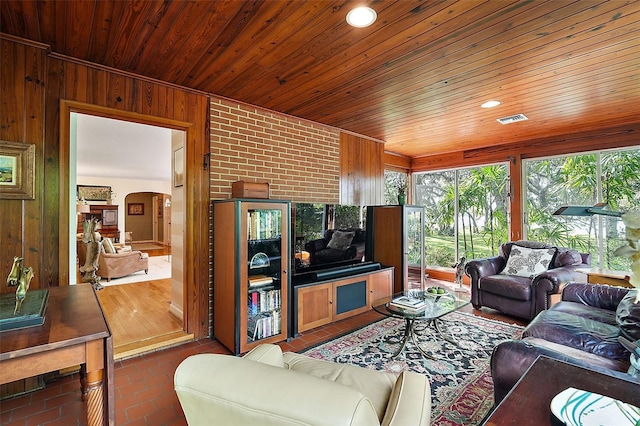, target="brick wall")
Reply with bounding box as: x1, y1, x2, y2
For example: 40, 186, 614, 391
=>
209, 96, 341, 203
